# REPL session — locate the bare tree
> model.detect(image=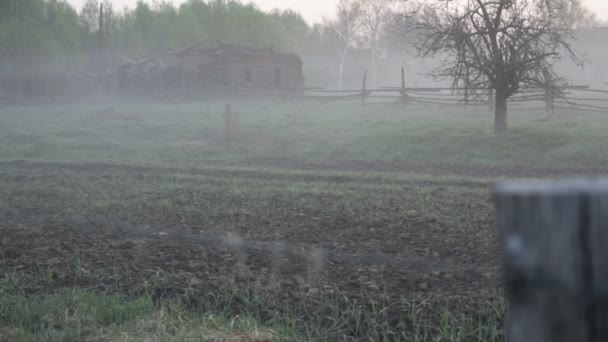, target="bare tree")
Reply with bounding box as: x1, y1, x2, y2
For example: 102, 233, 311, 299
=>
358, 0, 392, 87
80, 0, 117, 36
553, 0, 603, 29
323, 0, 362, 89
409, 0, 582, 132
79, 0, 100, 33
